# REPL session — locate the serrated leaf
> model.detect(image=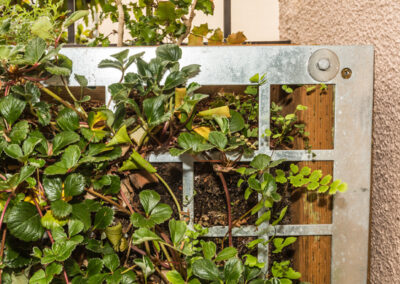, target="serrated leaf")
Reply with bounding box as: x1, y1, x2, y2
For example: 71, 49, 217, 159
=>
208, 131, 227, 150
103, 253, 120, 272
156, 44, 182, 62
0, 94, 26, 125
29, 262, 63, 284
169, 219, 187, 245
43, 176, 62, 201
139, 190, 160, 215
6, 202, 45, 242
166, 270, 185, 284
51, 200, 72, 218
31, 17, 52, 40
215, 247, 237, 262
45, 65, 71, 76
52, 131, 80, 154
10, 120, 29, 144
94, 207, 114, 229
250, 154, 271, 171
64, 173, 85, 197
192, 258, 220, 281
74, 74, 88, 87
44, 145, 81, 175
224, 258, 244, 284
255, 211, 271, 226
63, 10, 89, 27
56, 108, 79, 132
201, 240, 216, 260
41, 210, 68, 230
132, 228, 162, 245
272, 206, 288, 226
87, 258, 103, 277
68, 219, 84, 237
